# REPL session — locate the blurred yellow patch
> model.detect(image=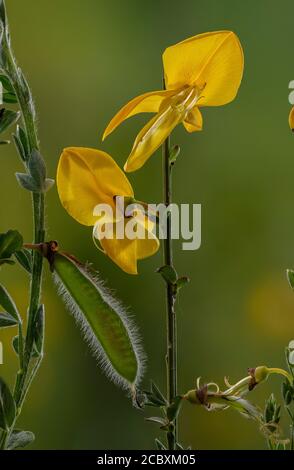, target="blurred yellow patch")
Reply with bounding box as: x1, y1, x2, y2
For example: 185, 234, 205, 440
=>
247, 276, 294, 339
